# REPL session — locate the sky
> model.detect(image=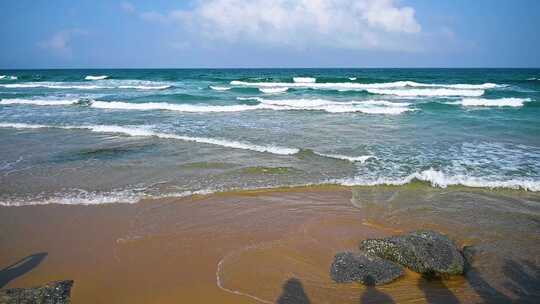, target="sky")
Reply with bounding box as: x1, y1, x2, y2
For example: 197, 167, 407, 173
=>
0, 0, 539, 68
